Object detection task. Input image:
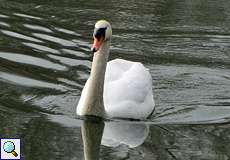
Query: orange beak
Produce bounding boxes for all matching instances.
[91,37,104,53]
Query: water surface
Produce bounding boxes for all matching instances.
[0,0,230,159]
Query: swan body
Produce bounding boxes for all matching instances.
[104,59,154,118]
[76,20,155,119]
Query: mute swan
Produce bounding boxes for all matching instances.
[76,20,155,119]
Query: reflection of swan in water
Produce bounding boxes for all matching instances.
[81,118,149,160]
[102,121,149,148]
[81,118,104,160]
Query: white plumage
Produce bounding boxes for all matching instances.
[77,58,155,119]
[104,59,154,118]
[76,20,155,119]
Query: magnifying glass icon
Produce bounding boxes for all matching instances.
[3,141,18,157]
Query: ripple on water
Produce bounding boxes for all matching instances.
[0,14,9,18]
[77,70,90,80]
[153,106,230,124]
[1,30,43,43]
[55,27,81,36]
[58,78,82,88]
[60,49,89,57]
[48,54,91,67]
[0,72,69,91]
[22,42,60,55]
[72,39,91,51]
[24,24,53,33]
[0,52,67,71]
[33,33,76,47]
[0,22,10,27]
[13,13,42,20]
[150,64,230,123]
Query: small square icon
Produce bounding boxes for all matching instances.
[1,139,21,160]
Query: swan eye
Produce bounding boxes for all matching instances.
[93,27,107,40]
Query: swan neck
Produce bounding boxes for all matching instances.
[81,40,110,117]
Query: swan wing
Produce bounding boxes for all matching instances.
[104,59,155,119]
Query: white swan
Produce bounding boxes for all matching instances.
[77,20,155,119]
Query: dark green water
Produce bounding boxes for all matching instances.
[0,0,230,159]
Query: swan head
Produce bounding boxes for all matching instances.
[92,20,112,53]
